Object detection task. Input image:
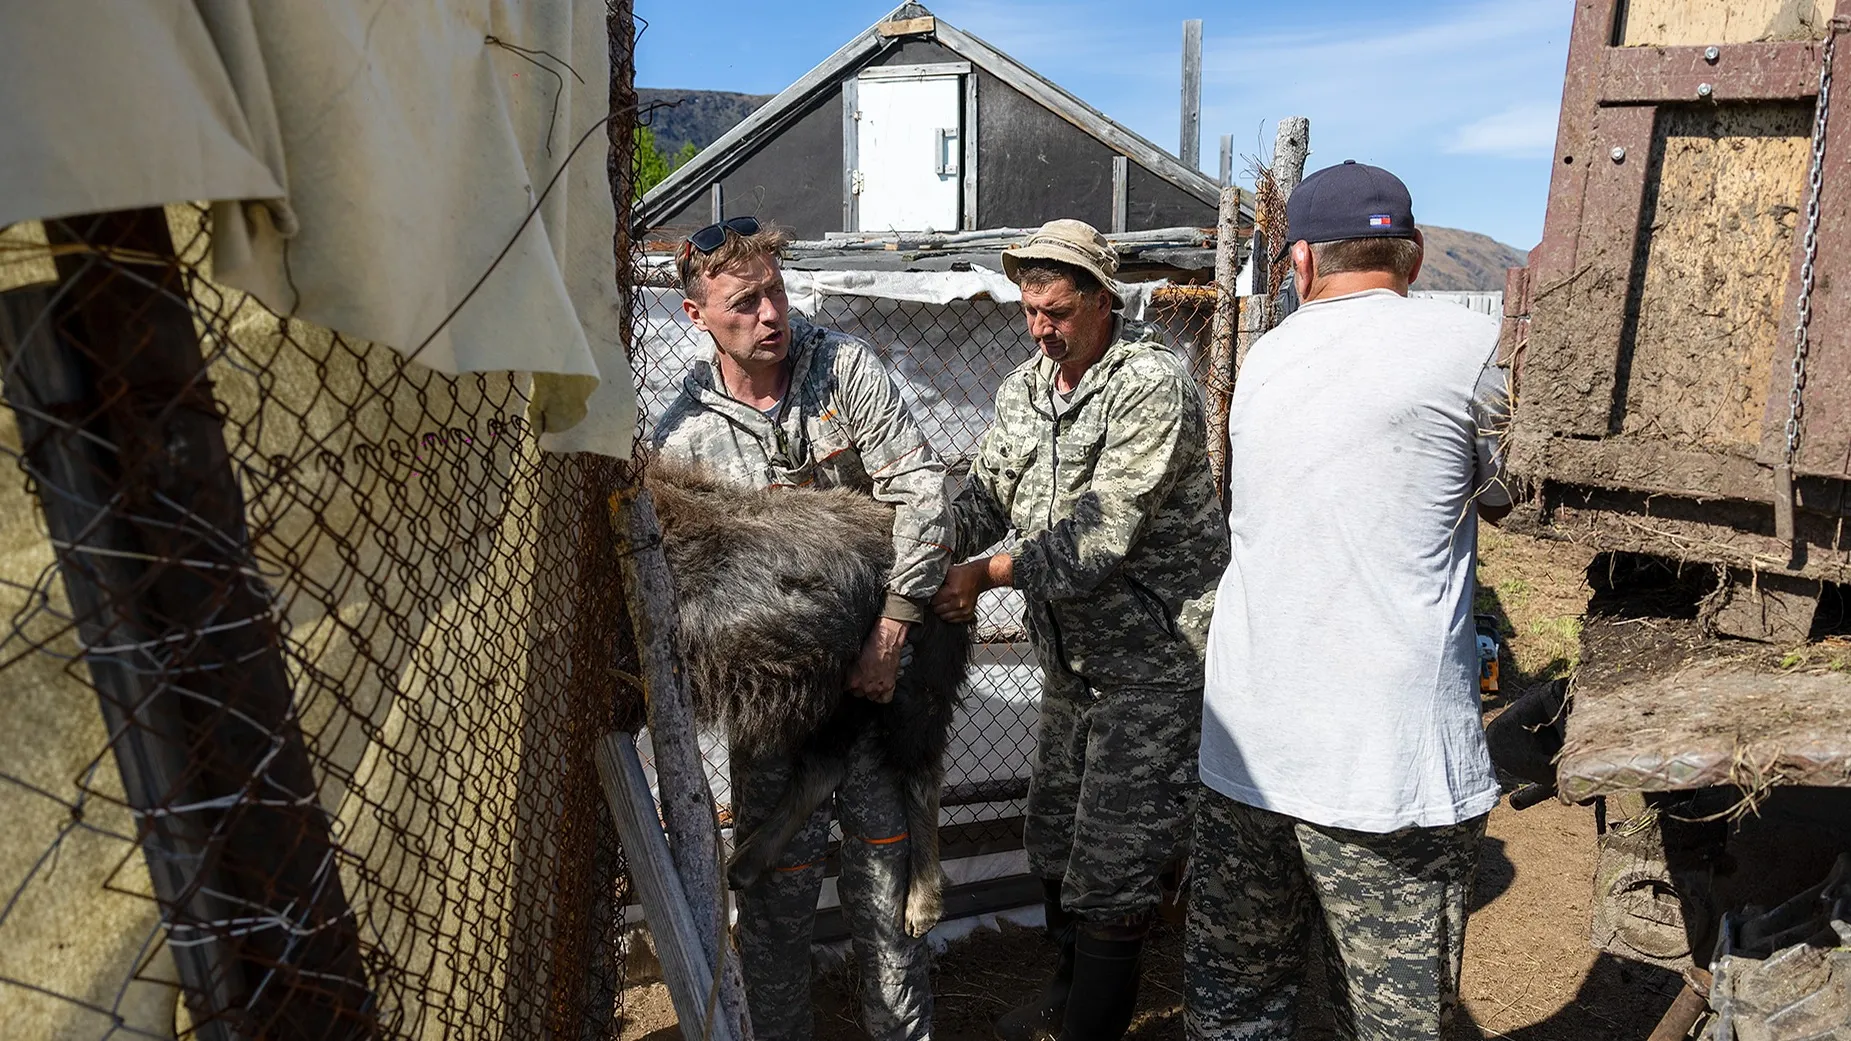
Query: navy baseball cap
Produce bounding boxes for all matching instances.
[1274,160,1416,260]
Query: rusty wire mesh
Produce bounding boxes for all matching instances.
[0,5,647,1039]
[632,270,1219,879]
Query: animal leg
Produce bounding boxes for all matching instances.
[728,752,848,891]
[901,769,946,937]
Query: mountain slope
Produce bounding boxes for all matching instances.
[636,88,773,158]
[1414,226,1530,292]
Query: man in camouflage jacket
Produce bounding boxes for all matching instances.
[932,220,1227,1041]
[653,218,951,1041]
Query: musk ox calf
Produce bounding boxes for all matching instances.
[646,461,971,935]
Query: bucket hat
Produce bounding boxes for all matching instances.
[1001,219,1125,308]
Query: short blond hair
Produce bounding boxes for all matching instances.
[677,222,792,301]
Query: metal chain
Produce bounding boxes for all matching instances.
[1785,19,1846,463]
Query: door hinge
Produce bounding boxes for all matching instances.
[850,170,866,195]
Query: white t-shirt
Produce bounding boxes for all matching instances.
[1200,288,1509,832]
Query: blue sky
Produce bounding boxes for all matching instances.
[634,0,1573,249]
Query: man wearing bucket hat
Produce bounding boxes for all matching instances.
[931,219,1227,1041]
[1187,161,1511,1040]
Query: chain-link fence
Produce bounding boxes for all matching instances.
[632,269,1220,908]
[0,7,1230,1034]
[0,5,648,1038]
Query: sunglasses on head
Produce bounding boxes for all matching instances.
[684,216,760,256]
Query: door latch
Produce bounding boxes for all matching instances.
[935,128,961,177]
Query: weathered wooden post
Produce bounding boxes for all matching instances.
[1205,186,1244,500]
[1239,118,1311,373]
[607,485,754,1041]
[597,734,737,1041]
[1270,117,1310,197]
[1180,20,1203,169]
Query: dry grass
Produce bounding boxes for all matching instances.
[1476,524,1597,699]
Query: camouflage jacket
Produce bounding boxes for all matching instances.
[951,318,1227,688]
[651,315,952,622]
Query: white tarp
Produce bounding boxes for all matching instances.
[0,0,634,454]
[782,265,1169,316]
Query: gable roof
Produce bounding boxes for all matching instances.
[634,3,1251,232]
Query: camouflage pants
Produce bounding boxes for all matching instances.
[1024,675,1202,923]
[731,730,932,1041]
[1183,791,1487,1041]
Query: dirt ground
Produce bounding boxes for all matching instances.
[620,526,1695,1040]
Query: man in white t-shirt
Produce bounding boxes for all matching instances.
[1185,161,1512,1041]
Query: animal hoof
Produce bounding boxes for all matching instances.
[903,885,943,937]
[726,850,765,892]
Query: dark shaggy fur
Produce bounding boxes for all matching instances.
[646,460,971,935]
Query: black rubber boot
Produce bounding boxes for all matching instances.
[1056,919,1148,1041]
[994,878,1075,1041]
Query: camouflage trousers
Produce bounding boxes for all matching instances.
[1024,676,1202,923]
[1183,791,1487,1041]
[731,730,932,1041]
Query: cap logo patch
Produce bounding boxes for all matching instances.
[1368,214,1393,227]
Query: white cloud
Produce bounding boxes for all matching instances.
[925,0,1575,244]
[1190,0,1572,157]
[1446,102,1561,158]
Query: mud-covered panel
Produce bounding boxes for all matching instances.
[1532,481,1851,581]
[1618,0,1832,45]
[1616,102,1811,451]
[973,69,1114,231]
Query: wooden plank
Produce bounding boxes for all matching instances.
[1536,481,1851,581]
[963,71,979,231]
[1180,20,1203,169]
[1511,432,1771,501]
[1557,662,1851,801]
[1110,155,1129,233]
[877,15,937,37]
[1599,41,1821,103]
[597,734,737,1041]
[1617,0,1834,46]
[842,78,859,232]
[610,486,753,1041]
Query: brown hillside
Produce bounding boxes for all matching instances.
[1414,226,1530,292]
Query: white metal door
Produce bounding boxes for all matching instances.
[852,73,963,232]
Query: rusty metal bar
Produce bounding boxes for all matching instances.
[1599,40,1820,104]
